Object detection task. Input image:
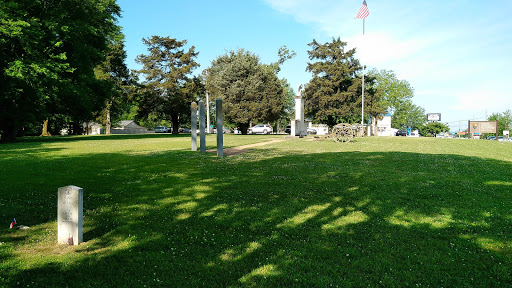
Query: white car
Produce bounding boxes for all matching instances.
[155,126,169,133]
[248,124,273,134]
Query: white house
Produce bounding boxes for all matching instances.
[84,122,102,135]
[376,113,394,136]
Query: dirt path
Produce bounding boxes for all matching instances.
[207,138,286,156]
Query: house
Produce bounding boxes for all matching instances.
[111,120,150,134]
[84,122,102,135]
[376,113,394,136]
[59,122,103,135]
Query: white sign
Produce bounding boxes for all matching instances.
[427,113,441,121]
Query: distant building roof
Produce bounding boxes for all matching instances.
[117,120,134,127]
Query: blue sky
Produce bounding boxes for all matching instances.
[118,0,512,132]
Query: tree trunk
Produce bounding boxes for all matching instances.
[240,124,249,135]
[106,101,111,134]
[40,119,51,136]
[0,118,18,142]
[171,114,179,135]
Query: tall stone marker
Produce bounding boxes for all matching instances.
[216,98,223,157]
[293,84,307,137]
[58,185,83,245]
[191,102,197,151]
[199,100,206,153]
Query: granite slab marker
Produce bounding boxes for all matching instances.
[58,185,83,245]
[199,100,206,153]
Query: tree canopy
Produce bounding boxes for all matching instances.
[488,110,512,136]
[304,37,384,127]
[421,122,449,136]
[368,68,425,130]
[0,0,122,141]
[134,36,201,134]
[94,27,133,134]
[205,49,287,134]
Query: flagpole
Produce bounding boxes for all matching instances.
[361,18,365,128]
[355,0,369,132]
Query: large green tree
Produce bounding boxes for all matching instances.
[205,49,287,135]
[392,100,426,130]
[368,69,414,114]
[421,122,449,137]
[367,68,424,130]
[94,28,133,134]
[0,0,122,141]
[304,37,384,128]
[488,110,512,136]
[135,36,201,134]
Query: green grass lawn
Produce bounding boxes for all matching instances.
[1,134,512,287]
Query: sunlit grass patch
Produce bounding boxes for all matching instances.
[239,264,281,284]
[386,209,454,229]
[277,203,331,228]
[322,210,369,231]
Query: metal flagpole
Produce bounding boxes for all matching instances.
[355,0,369,132]
[361,19,365,128]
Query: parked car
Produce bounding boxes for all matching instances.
[248,124,273,134]
[307,127,317,135]
[178,127,191,133]
[395,130,407,136]
[155,126,169,133]
[213,127,231,134]
[285,125,291,134]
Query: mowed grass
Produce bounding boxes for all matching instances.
[1,134,512,287]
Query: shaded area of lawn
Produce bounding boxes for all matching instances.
[1,138,511,287]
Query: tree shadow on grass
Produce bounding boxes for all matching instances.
[1,148,511,287]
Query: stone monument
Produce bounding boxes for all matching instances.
[58,185,83,245]
[292,84,307,137]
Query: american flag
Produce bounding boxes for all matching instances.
[9,218,16,229]
[355,0,369,19]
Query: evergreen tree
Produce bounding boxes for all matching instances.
[135,36,201,134]
[205,49,286,135]
[304,37,384,128]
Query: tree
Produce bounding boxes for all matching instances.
[275,84,295,133]
[368,68,414,115]
[94,29,133,134]
[421,122,449,137]
[368,68,427,131]
[0,0,122,141]
[488,110,512,135]
[304,37,384,128]
[205,49,287,135]
[135,36,201,134]
[392,100,426,130]
[42,0,122,135]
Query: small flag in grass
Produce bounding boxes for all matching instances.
[9,218,16,229]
